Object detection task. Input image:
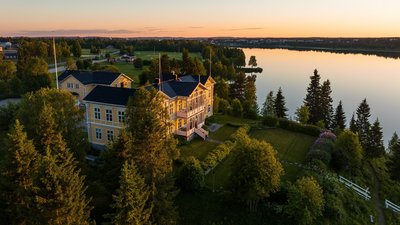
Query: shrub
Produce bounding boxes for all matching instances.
[276,118,321,137]
[263,116,279,127]
[202,141,235,170]
[176,157,205,192]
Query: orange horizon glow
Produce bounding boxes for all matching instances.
[1,0,400,38]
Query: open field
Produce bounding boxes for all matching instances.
[134,51,202,61]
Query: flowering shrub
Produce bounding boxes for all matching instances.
[306,131,336,168]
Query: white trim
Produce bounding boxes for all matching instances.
[87,121,125,129]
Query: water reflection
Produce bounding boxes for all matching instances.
[242,48,400,144]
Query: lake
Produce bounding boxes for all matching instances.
[242,48,400,144]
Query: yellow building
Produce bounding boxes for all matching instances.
[83,74,215,148]
[58,70,133,104]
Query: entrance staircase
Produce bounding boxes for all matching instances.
[194,127,209,140]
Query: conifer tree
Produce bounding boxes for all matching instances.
[109,161,151,225]
[230,72,246,102]
[355,98,371,148]
[320,80,334,128]
[304,69,322,124]
[35,146,92,225]
[243,75,258,118]
[274,87,287,119]
[366,118,385,158]
[17,88,87,162]
[2,120,39,225]
[388,132,400,155]
[102,131,134,193]
[215,78,230,100]
[388,139,400,180]
[126,87,179,224]
[261,91,276,118]
[349,113,357,133]
[332,100,346,131]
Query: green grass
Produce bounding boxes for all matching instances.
[81,48,118,56]
[205,152,234,189]
[211,114,259,126]
[134,51,202,61]
[179,138,218,161]
[250,128,315,164]
[97,62,146,86]
[208,125,237,142]
[250,128,316,181]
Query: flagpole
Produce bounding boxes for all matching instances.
[53,36,59,89]
[209,48,212,76]
[159,53,162,92]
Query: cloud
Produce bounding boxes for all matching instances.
[188,26,203,29]
[15,29,138,36]
[221,27,264,31]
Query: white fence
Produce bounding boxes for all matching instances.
[338,176,371,200]
[385,199,400,214]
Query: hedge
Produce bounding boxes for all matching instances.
[262,116,321,137]
[202,141,235,170]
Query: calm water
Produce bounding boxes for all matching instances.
[242,48,400,144]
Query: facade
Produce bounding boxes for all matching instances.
[83,74,215,148]
[3,50,18,60]
[58,70,133,104]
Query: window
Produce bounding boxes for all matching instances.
[118,111,125,123]
[95,128,102,140]
[208,105,211,113]
[67,83,72,88]
[178,119,182,128]
[106,109,113,121]
[75,83,79,89]
[107,130,114,141]
[169,103,173,115]
[94,107,101,120]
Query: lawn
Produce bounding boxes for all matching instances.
[250,128,315,164]
[179,138,218,161]
[134,51,202,61]
[97,62,145,86]
[211,114,259,126]
[204,128,316,188]
[208,125,238,142]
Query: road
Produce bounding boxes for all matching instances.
[48,50,119,73]
[48,58,108,73]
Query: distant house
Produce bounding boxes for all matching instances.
[0,46,3,52]
[83,74,215,148]
[119,54,135,62]
[58,70,133,104]
[3,50,18,60]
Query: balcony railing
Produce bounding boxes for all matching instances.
[177,105,205,118]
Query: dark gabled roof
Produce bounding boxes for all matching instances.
[83,85,136,106]
[83,74,211,106]
[152,80,199,98]
[58,70,123,85]
[158,73,211,85]
[179,75,210,85]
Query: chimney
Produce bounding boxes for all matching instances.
[172,70,178,80]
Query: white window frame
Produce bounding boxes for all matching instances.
[118,111,125,123]
[106,109,113,122]
[94,107,101,120]
[107,130,114,141]
[75,83,79,89]
[95,128,102,140]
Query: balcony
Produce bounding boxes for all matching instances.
[177,105,205,118]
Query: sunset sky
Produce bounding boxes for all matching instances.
[1,0,400,37]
